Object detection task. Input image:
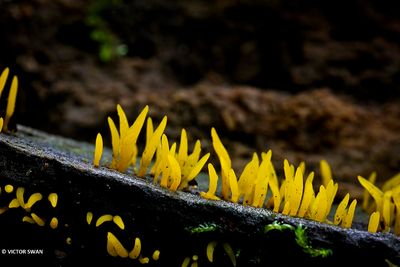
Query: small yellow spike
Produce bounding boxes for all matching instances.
[211,128,231,167]
[238,154,259,202]
[358,176,383,213]
[268,169,281,213]
[0,67,9,98]
[5,184,14,193]
[16,187,25,208]
[228,169,239,203]
[22,216,35,224]
[168,154,182,191]
[0,117,3,133]
[368,211,380,233]
[146,117,153,144]
[200,164,220,201]
[206,241,218,262]
[392,192,400,235]
[48,193,58,208]
[220,157,231,200]
[181,257,191,267]
[107,232,128,258]
[152,250,160,261]
[25,193,43,209]
[9,198,20,208]
[289,167,304,216]
[129,237,141,259]
[252,157,270,208]
[341,199,357,228]
[138,116,167,177]
[113,215,125,230]
[320,159,332,186]
[96,214,113,227]
[178,128,188,166]
[139,256,150,264]
[117,104,129,138]
[50,217,58,229]
[108,117,120,167]
[86,212,93,225]
[382,172,400,192]
[31,213,45,226]
[297,172,315,218]
[222,243,237,267]
[4,75,18,132]
[362,172,377,211]
[94,133,103,167]
[325,180,338,217]
[382,191,392,231]
[334,193,350,225]
[310,186,328,222]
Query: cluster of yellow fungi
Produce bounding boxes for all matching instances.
[94,104,400,236]
[0,67,18,132]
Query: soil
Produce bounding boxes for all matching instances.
[0,0,400,196]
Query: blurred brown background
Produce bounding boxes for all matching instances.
[1,0,399,194]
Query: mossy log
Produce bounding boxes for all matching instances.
[0,126,398,266]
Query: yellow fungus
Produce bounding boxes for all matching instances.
[341,199,357,228]
[94,133,103,167]
[206,241,217,262]
[239,154,259,204]
[382,172,400,192]
[50,217,58,229]
[167,153,182,191]
[139,256,150,264]
[5,184,14,193]
[48,193,58,208]
[192,255,198,261]
[117,104,129,138]
[129,237,141,259]
[9,198,20,208]
[86,212,93,225]
[297,172,315,217]
[96,214,113,227]
[0,117,3,132]
[152,250,160,261]
[25,193,43,209]
[16,187,25,208]
[181,257,191,267]
[228,169,239,203]
[4,75,18,132]
[362,172,377,211]
[334,193,350,225]
[310,186,328,222]
[200,163,220,201]
[66,237,72,245]
[252,157,270,208]
[268,171,281,213]
[283,159,294,205]
[382,191,392,230]
[0,67,9,98]
[31,213,45,226]
[108,117,120,168]
[211,127,232,168]
[368,211,380,233]
[107,232,128,258]
[178,129,188,166]
[185,153,210,184]
[22,216,35,224]
[325,180,338,218]
[223,242,237,267]
[113,215,125,230]
[320,159,332,186]
[138,116,167,177]
[146,117,153,144]
[289,167,304,216]
[358,176,383,213]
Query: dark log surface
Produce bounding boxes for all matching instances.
[0,126,398,266]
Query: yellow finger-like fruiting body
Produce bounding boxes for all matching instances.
[238,154,259,203]
[152,250,160,261]
[0,117,3,132]
[94,133,103,167]
[382,172,400,192]
[108,117,120,168]
[341,199,357,228]
[252,157,270,208]
[181,257,191,267]
[22,216,35,224]
[185,153,210,184]
[86,212,93,225]
[310,186,328,222]
[138,116,167,177]
[5,184,14,193]
[129,237,141,259]
[16,187,25,208]
[113,215,125,230]
[50,217,58,229]
[268,172,281,213]
[0,67,9,98]
[206,241,218,262]
[4,75,18,132]
[177,128,188,166]
[297,172,315,218]
[325,180,338,218]
[362,172,377,211]
[223,242,237,267]
[228,169,239,203]
[358,176,383,213]
[107,232,128,258]
[289,167,304,216]
[96,214,113,227]
[320,159,332,187]
[200,164,220,201]
[31,213,45,226]
[211,127,231,168]
[167,154,182,191]
[393,191,400,235]
[334,193,350,225]
[368,211,380,233]
[25,193,43,209]
[382,191,392,231]
[9,198,20,208]
[48,193,58,208]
